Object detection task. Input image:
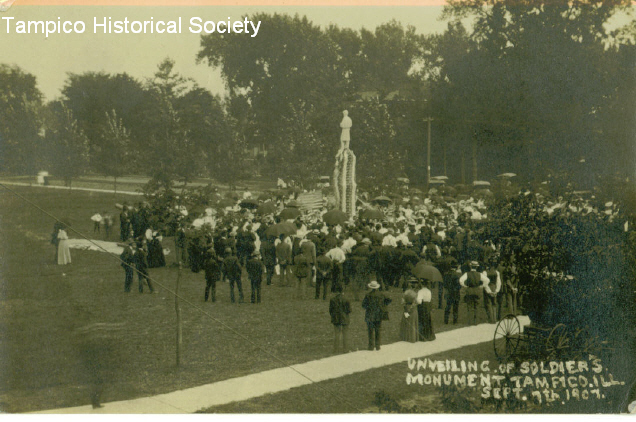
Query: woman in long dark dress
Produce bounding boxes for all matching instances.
[146,229,166,268]
[416,279,436,341]
[399,279,420,342]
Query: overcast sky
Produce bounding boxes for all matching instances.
[2,6,454,101]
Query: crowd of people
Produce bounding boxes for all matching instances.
[90,176,631,353]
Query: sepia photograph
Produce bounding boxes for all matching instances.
[0,0,635,415]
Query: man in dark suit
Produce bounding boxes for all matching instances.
[443,261,461,324]
[246,251,264,303]
[120,240,135,293]
[222,247,244,303]
[203,248,221,302]
[315,254,333,300]
[119,209,130,242]
[329,284,351,353]
[361,280,392,351]
[135,241,154,293]
[259,236,277,285]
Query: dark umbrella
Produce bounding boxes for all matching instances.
[361,208,384,220]
[279,208,301,220]
[225,191,241,200]
[372,196,393,206]
[258,192,272,201]
[217,198,236,208]
[412,263,443,282]
[265,222,297,237]
[286,200,301,208]
[439,185,457,195]
[286,186,301,194]
[323,209,349,226]
[257,202,277,215]
[239,199,259,209]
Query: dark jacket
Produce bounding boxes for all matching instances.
[316,254,333,277]
[204,255,221,281]
[135,248,148,272]
[275,241,292,266]
[329,293,351,326]
[222,256,242,280]
[260,240,277,268]
[362,289,392,323]
[294,253,311,278]
[246,258,264,281]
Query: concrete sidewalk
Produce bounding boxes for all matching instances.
[33,316,530,414]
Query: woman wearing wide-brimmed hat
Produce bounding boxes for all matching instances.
[362,280,392,351]
[399,278,420,343]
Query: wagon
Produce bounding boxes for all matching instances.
[492,314,610,361]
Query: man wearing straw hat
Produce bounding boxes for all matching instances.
[362,280,392,351]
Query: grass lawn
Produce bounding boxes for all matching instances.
[7,185,617,414]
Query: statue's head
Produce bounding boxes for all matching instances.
[343,110,348,117]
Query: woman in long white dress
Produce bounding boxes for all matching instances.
[57,228,71,265]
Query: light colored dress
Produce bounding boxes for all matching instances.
[57,229,71,265]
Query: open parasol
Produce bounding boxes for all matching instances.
[265,222,297,237]
[372,196,393,206]
[322,209,349,226]
[239,199,259,209]
[257,202,277,215]
[412,263,443,282]
[360,208,384,220]
[278,207,301,220]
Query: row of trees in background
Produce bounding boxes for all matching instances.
[1,1,634,190]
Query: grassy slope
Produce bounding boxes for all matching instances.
[0,186,489,413]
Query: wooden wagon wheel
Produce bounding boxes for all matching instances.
[545,323,570,359]
[493,314,521,361]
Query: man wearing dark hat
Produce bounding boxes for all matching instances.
[246,251,264,303]
[361,280,392,351]
[222,247,244,303]
[443,262,462,324]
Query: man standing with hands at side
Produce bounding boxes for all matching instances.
[329,284,351,353]
[362,280,392,351]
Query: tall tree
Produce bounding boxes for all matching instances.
[61,72,145,168]
[422,0,634,181]
[0,64,44,175]
[143,58,205,188]
[97,110,131,194]
[44,103,90,188]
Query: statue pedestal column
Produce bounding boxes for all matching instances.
[333,111,357,217]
